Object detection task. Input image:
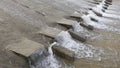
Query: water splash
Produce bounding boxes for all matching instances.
[55,31,102,60]
[81,11,120,34]
[81,14,108,29]
[29,42,74,68]
[102,13,120,19]
[106,9,120,15]
[72,21,95,37]
[72,21,85,32]
[55,31,118,67]
[90,1,120,19]
[108,4,120,11]
[35,42,62,68]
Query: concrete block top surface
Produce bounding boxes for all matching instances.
[57,18,76,26]
[53,45,75,56]
[37,27,62,38]
[6,38,44,57]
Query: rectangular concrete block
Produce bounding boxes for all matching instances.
[37,27,62,38]
[52,45,75,61]
[57,18,76,26]
[80,23,94,30]
[68,29,86,42]
[6,38,44,57]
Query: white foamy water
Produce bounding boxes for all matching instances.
[88,10,119,24]
[108,6,120,11]
[55,31,103,60]
[92,5,104,15]
[108,5,120,10]
[71,0,120,33]
[88,10,119,27]
[90,1,120,20]
[81,10,120,34]
[106,10,120,15]
[72,21,95,37]
[55,31,118,67]
[88,10,110,22]
[29,42,74,68]
[72,21,85,32]
[34,54,61,68]
[81,14,108,29]
[96,3,105,10]
[102,13,120,19]
[35,43,61,68]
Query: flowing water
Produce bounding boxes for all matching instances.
[0,0,120,68]
[55,31,119,68]
[27,0,120,68]
[29,42,74,68]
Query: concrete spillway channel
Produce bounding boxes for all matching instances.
[3,0,120,68]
